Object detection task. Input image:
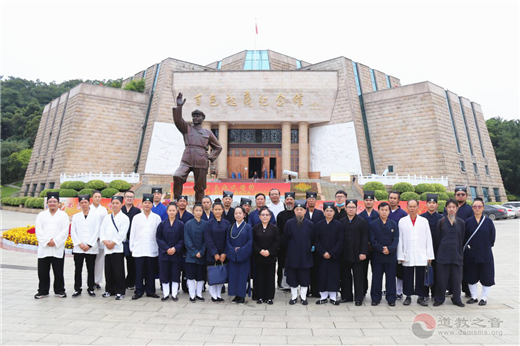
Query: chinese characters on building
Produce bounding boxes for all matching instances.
[192,92,316,109]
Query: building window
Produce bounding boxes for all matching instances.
[386,75,391,88]
[33,163,37,174]
[482,187,489,203]
[485,165,490,175]
[25,184,30,195]
[460,160,466,173]
[217,61,222,70]
[228,129,284,144]
[471,103,486,158]
[470,186,478,200]
[458,97,474,156]
[212,129,219,139]
[445,90,461,153]
[370,69,378,91]
[291,149,299,173]
[388,165,394,173]
[41,161,46,172]
[49,182,55,189]
[296,60,302,69]
[493,188,500,202]
[473,163,478,174]
[32,184,37,196]
[49,158,54,171]
[40,183,46,193]
[290,129,299,144]
[243,50,270,70]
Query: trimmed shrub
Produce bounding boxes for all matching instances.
[108,180,131,191]
[400,191,420,201]
[507,194,517,201]
[437,200,447,213]
[1,197,13,205]
[24,197,35,208]
[101,188,119,198]
[415,183,433,195]
[86,180,107,190]
[363,181,386,191]
[446,192,455,199]
[431,183,447,193]
[77,188,94,198]
[420,191,449,201]
[33,198,45,209]
[39,188,60,198]
[60,181,86,191]
[374,190,389,201]
[59,189,78,198]
[392,182,415,194]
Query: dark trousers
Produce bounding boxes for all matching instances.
[341,261,364,302]
[105,253,126,295]
[38,256,65,295]
[434,263,462,304]
[402,265,426,298]
[425,261,436,297]
[310,252,320,296]
[363,253,372,296]
[173,166,207,202]
[254,262,276,300]
[134,256,157,295]
[73,253,96,292]
[125,253,136,288]
[371,262,396,303]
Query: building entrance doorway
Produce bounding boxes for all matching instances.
[248,158,262,178]
[269,157,276,178]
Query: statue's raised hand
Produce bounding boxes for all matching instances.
[177,92,186,107]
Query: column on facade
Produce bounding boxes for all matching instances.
[298,122,309,179]
[217,122,228,179]
[281,122,291,176]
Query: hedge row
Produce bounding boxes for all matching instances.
[59,180,131,192]
[0,197,44,208]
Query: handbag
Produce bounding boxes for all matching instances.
[424,262,434,287]
[207,262,228,285]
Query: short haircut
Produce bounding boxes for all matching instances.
[193,204,203,211]
[124,190,135,197]
[473,197,485,205]
[389,191,401,199]
[202,195,212,202]
[335,190,347,197]
[92,190,102,197]
[167,202,178,210]
[259,206,271,216]
[445,198,458,208]
[269,189,280,196]
[378,202,390,210]
[407,199,419,206]
[255,193,266,200]
[235,205,246,215]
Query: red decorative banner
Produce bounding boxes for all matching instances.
[171,182,291,197]
[315,201,428,214]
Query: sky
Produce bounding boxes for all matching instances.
[2,0,519,120]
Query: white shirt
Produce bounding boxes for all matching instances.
[35,209,70,259]
[99,211,129,255]
[130,212,161,257]
[267,202,285,219]
[90,204,108,249]
[397,215,435,267]
[70,210,100,254]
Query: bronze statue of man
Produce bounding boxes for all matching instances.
[172,92,222,202]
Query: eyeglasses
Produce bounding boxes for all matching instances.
[346,206,357,209]
[472,205,483,209]
[260,214,270,217]
[456,193,466,196]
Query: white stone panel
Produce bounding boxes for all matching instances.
[144,122,185,175]
[310,122,362,177]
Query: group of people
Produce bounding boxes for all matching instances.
[34,185,495,308]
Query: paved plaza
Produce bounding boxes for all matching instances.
[1,210,519,345]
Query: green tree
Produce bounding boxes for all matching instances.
[3,148,32,183]
[122,79,145,93]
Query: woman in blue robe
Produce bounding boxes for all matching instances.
[184,204,207,302]
[464,197,496,306]
[226,206,253,305]
[156,202,184,301]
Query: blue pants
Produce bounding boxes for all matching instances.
[371,262,396,303]
[134,256,157,295]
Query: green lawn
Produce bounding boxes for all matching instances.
[1,186,21,198]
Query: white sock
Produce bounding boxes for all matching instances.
[216,284,223,298]
[329,292,337,301]
[171,282,179,297]
[300,286,308,300]
[291,287,298,300]
[162,283,170,298]
[196,281,204,297]
[320,292,328,300]
[468,283,478,299]
[396,278,403,295]
[187,279,196,299]
[209,285,217,299]
[481,285,491,301]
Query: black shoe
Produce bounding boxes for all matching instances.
[371,301,380,306]
[146,293,160,298]
[237,297,246,305]
[172,296,178,301]
[277,284,284,290]
[478,299,487,306]
[388,301,395,307]
[355,301,362,306]
[55,292,67,298]
[257,299,263,304]
[231,296,240,304]
[196,296,205,301]
[88,290,96,297]
[454,301,465,307]
[339,298,349,303]
[267,299,273,305]
[161,296,170,302]
[433,301,442,307]
[465,293,471,298]
[301,299,308,305]
[396,294,403,300]
[211,297,219,303]
[217,297,225,302]
[403,296,411,306]
[467,298,478,304]
[190,297,196,303]
[95,284,101,290]
[72,291,81,298]
[330,299,340,306]
[418,298,428,307]
[221,286,226,293]
[115,294,124,300]
[132,294,142,300]
[102,292,111,298]
[34,293,48,299]
[316,299,328,305]
[289,299,297,305]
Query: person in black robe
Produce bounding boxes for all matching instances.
[305,191,325,298]
[121,190,141,290]
[284,200,315,305]
[420,194,443,300]
[176,195,193,293]
[464,198,496,306]
[276,192,295,290]
[222,191,236,224]
[315,202,344,305]
[241,198,252,224]
[358,191,379,298]
[340,199,369,306]
[201,195,214,221]
[333,190,348,221]
[433,199,465,307]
